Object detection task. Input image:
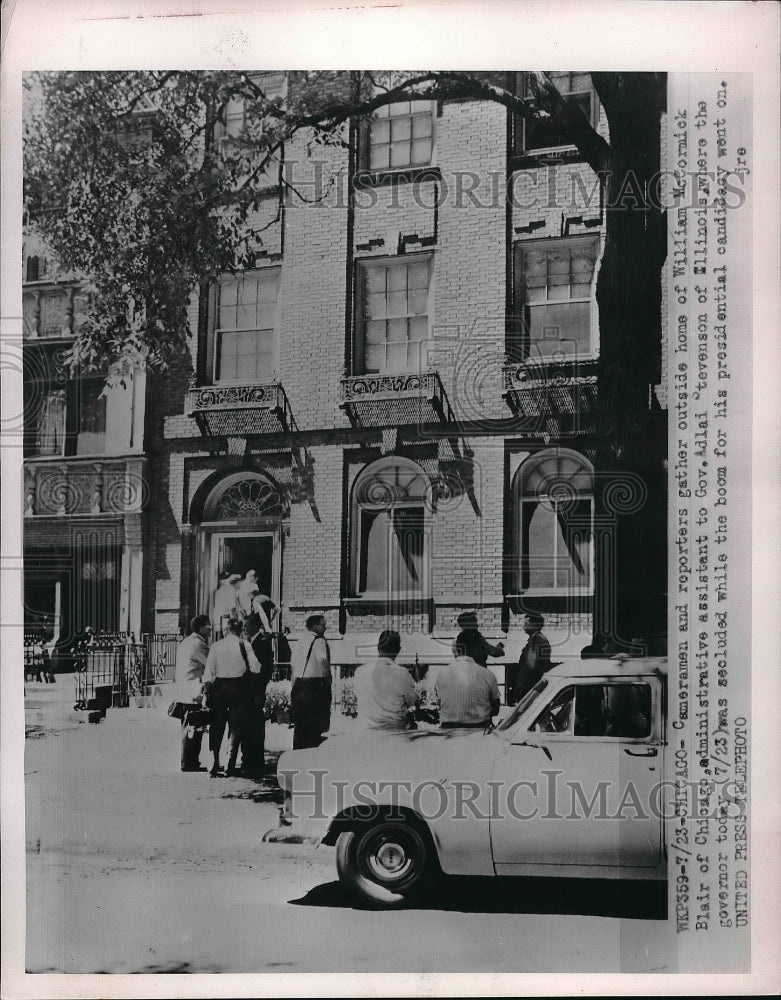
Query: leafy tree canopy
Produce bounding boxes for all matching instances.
[24,69,623,376]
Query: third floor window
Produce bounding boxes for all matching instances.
[513,237,599,361]
[364,100,434,172]
[214,269,280,383]
[355,255,432,374]
[514,72,598,156]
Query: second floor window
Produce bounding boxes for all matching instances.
[355,256,432,374]
[366,100,434,171]
[514,237,599,360]
[215,269,280,382]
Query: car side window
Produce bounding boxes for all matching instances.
[531,686,574,734]
[574,683,652,739]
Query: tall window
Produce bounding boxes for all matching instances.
[365,101,434,171]
[355,256,432,374]
[34,389,67,456]
[515,72,598,154]
[514,237,599,360]
[515,450,594,595]
[352,458,429,598]
[74,380,107,455]
[215,269,280,382]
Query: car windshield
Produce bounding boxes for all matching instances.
[496,678,549,731]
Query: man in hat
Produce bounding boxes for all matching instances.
[508,613,553,705]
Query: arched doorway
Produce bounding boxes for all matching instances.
[191,471,286,628]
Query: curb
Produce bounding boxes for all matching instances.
[261,828,321,846]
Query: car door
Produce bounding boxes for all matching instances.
[490,675,664,872]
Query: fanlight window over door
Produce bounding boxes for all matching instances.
[203,473,284,522]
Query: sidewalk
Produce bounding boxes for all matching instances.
[24,677,289,864]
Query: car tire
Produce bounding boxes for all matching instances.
[335,820,433,907]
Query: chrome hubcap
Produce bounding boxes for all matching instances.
[375,841,406,873]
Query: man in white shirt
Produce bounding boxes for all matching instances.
[212,572,241,635]
[173,614,211,771]
[202,619,261,776]
[355,630,416,731]
[290,613,331,749]
[435,630,501,729]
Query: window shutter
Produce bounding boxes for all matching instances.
[353,263,367,373]
[511,243,529,359]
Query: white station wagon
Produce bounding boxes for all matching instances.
[276,656,668,905]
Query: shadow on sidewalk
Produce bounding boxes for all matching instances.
[218,751,285,805]
[289,875,667,920]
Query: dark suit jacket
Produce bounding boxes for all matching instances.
[249,631,275,689]
[513,631,552,702]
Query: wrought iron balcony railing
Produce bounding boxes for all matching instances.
[502,359,598,418]
[185,381,289,437]
[339,370,454,428]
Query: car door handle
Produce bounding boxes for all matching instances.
[624,747,658,757]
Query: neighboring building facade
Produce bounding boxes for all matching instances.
[22,236,148,648]
[23,71,668,679]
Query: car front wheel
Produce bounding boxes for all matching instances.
[335,820,432,906]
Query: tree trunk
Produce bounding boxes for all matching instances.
[591,73,668,653]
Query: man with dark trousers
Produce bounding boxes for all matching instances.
[240,612,275,774]
[173,614,211,772]
[202,618,261,776]
[508,613,553,705]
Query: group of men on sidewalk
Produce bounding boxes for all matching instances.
[172,607,557,773]
[173,613,274,776]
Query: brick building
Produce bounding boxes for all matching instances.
[22,71,668,685]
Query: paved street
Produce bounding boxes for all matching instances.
[24,679,671,974]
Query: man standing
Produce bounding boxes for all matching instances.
[435,630,500,729]
[173,614,211,772]
[354,630,417,731]
[241,612,276,774]
[509,613,553,705]
[212,572,241,636]
[290,614,331,749]
[202,619,261,777]
[455,610,505,668]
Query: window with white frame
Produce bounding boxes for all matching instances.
[514,237,599,360]
[352,457,429,598]
[515,72,598,154]
[365,100,434,171]
[355,255,432,374]
[515,450,594,595]
[215,269,280,382]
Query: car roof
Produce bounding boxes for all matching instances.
[546,656,668,680]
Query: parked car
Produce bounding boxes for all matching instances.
[276,656,668,905]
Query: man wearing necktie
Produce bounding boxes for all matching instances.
[202,619,261,776]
